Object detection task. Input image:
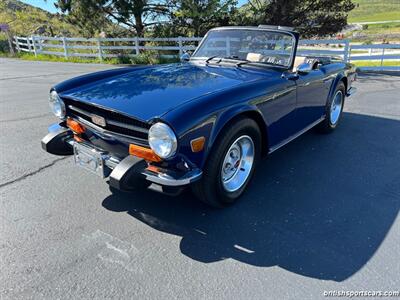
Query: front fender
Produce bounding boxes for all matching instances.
[163,79,273,169]
[166,104,267,169]
[208,104,267,151]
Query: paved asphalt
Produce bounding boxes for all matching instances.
[1,58,399,299]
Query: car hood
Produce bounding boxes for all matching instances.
[59,63,270,121]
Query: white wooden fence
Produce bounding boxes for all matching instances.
[13,35,400,71]
[13,36,202,59]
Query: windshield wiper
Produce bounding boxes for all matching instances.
[221,56,251,67]
[205,56,253,68]
[205,56,221,64]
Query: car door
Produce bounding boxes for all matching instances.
[257,77,298,149]
[295,68,332,130]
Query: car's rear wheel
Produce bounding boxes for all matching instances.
[191,118,261,207]
[317,81,345,133]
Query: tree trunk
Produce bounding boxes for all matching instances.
[134,13,144,37]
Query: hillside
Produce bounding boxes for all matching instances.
[0,0,81,36]
[348,0,400,23]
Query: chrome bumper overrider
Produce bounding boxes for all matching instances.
[41,126,202,188]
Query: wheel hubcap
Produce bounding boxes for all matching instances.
[221,135,255,192]
[330,90,343,125]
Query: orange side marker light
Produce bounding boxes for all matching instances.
[190,137,205,153]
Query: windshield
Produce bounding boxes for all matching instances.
[192,29,295,68]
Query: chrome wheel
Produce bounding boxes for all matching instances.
[221,135,254,192]
[330,90,343,125]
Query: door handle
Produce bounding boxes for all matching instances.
[282,73,299,81]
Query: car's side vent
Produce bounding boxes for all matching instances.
[63,98,150,142]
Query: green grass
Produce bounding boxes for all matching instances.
[357,22,400,35]
[1,52,180,65]
[345,21,400,42]
[348,0,400,23]
[352,60,400,67]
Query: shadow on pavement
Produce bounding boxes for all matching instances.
[102,112,400,282]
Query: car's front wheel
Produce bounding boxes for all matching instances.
[191,118,261,207]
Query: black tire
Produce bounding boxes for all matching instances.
[191,118,261,207]
[316,81,346,134]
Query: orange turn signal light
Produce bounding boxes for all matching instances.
[67,118,85,134]
[129,144,161,162]
[190,136,205,152]
[73,135,84,142]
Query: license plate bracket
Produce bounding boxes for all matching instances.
[73,143,106,178]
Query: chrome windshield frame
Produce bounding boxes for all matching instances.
[191,26,299,70]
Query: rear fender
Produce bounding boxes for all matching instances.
[327,73,347,102]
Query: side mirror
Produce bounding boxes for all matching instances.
[180,52,191,62]
[296,62,312,74]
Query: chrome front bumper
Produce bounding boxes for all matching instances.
[41,126,202,189]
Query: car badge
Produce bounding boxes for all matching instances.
[91,114,106,127]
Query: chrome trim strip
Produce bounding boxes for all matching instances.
[269,116,325,153]
[68,105,91,117]
[69,105,149,134]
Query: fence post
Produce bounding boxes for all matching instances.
[134,37,139,55]
[31,36,37,57]
[380,48,385,67]
[14,36,20,52]
[26,36,32,53]
[62,37,68,58]
[343,39,350,62]
[97,38,103,61]
[178,36,183,56]
[38,36,43,52]
[6,31,15,55]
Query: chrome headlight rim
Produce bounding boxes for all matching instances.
[49,90,66,119]
[148,122,178,159]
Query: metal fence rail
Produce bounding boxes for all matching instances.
[13,35,400,71]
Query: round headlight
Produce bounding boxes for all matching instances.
[49,90,66,119]
[148,122,177,159]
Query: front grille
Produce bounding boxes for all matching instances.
[63,98,150,141]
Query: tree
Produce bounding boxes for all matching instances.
[238,0,355,37]
[165,0,238,37]
[55,0,171,37]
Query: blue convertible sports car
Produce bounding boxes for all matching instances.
[42,25,357,207]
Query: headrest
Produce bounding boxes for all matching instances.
[246,53,264,62]
[304,57,320,70]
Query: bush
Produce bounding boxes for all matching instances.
[0,35,10,53]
